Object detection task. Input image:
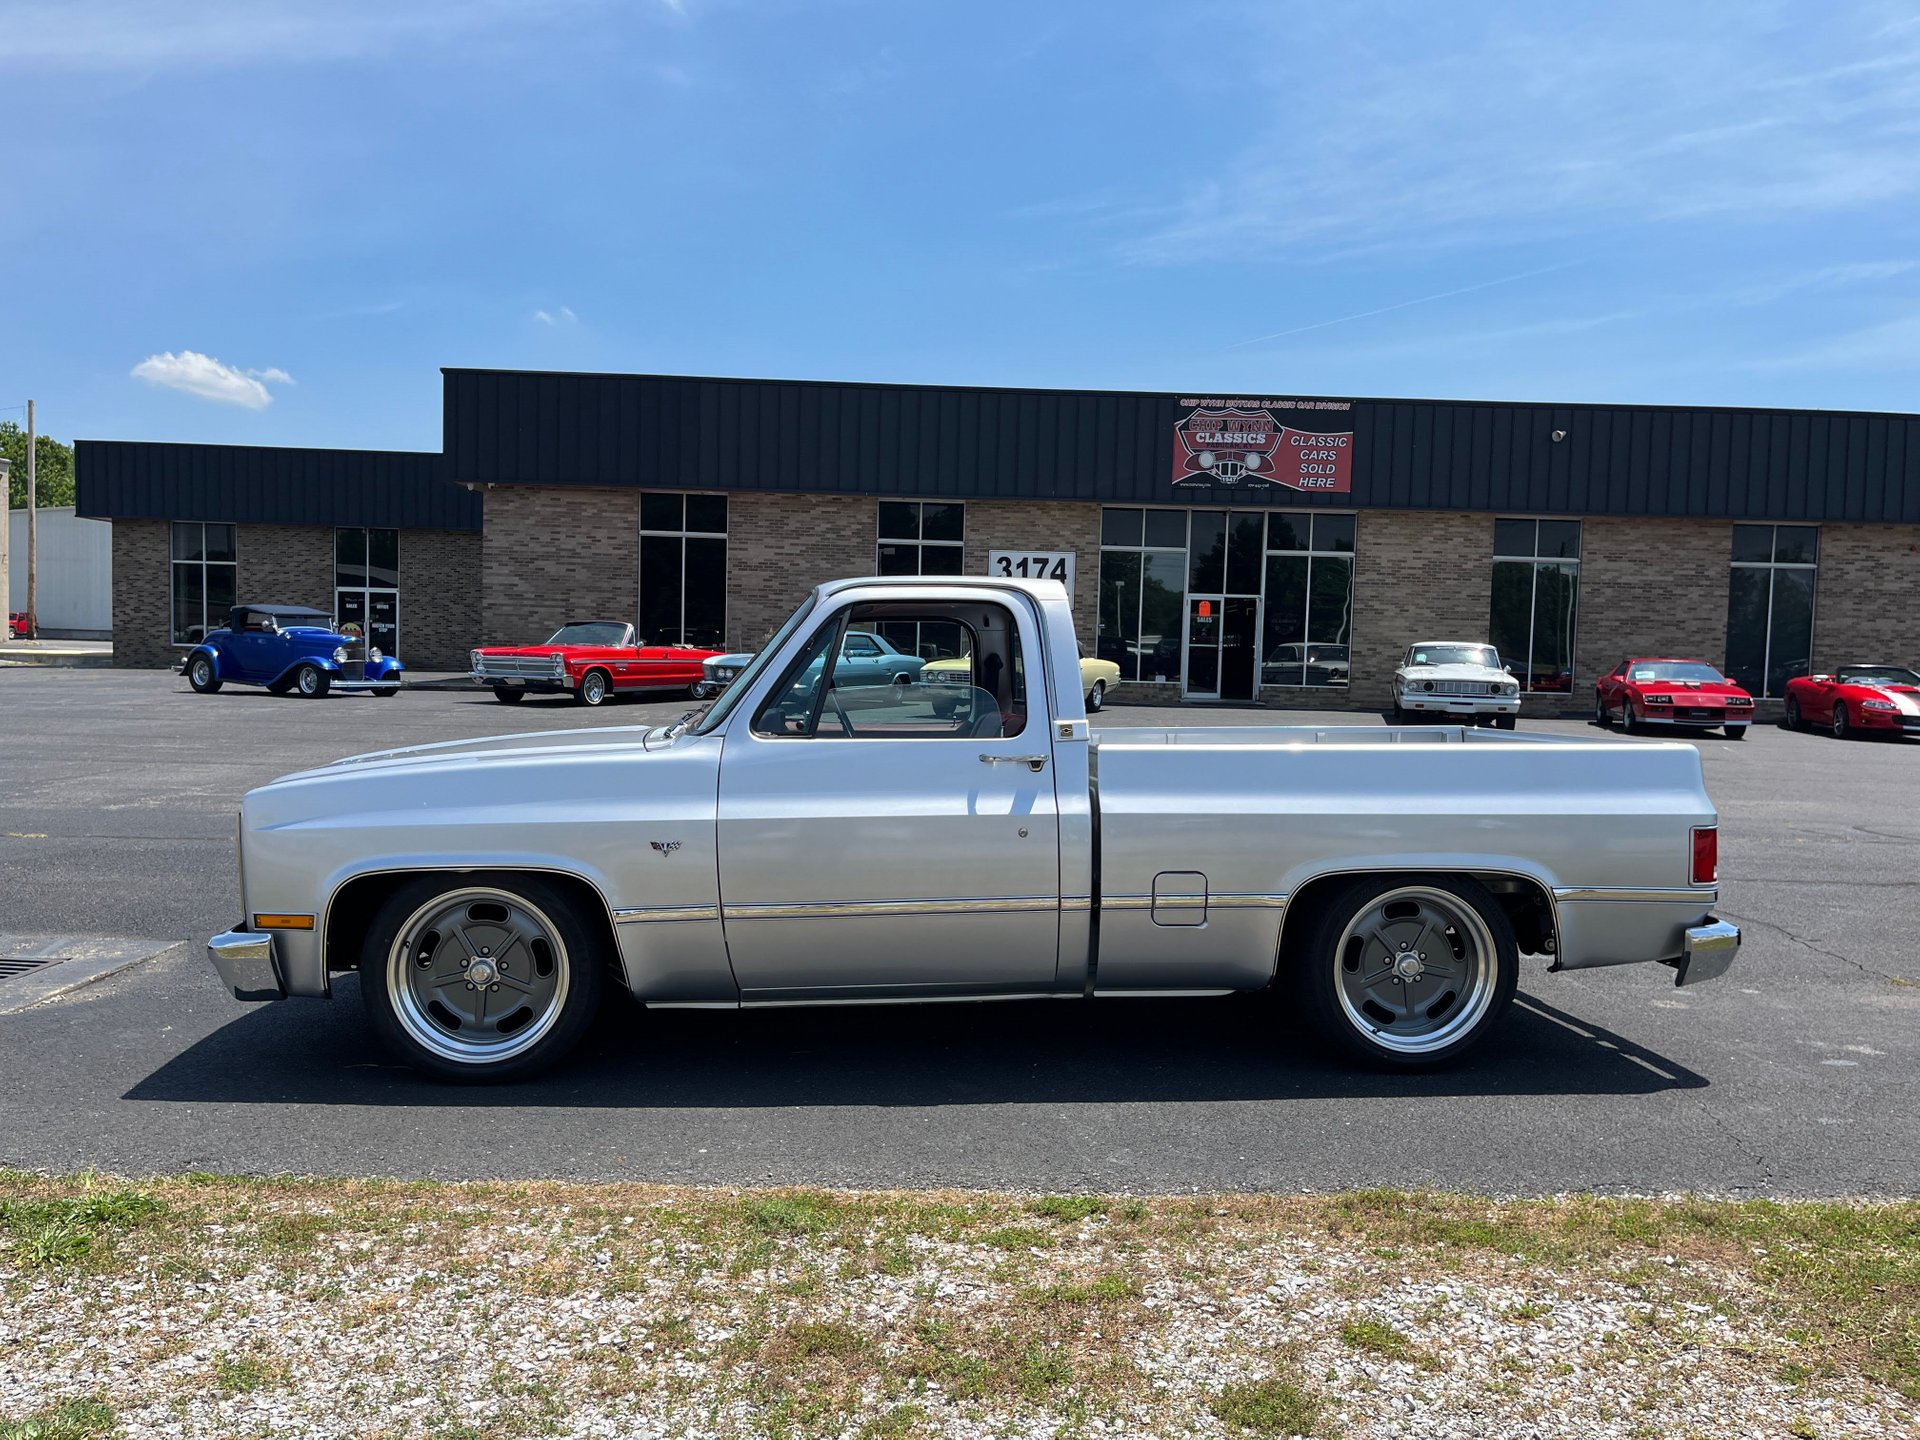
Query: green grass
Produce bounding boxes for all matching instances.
[1210,1374,1334,1436]
[0,1397,117,1440]
[0,1188,162,1268]
[1030,1195,1106,1223]
[1337,1318,1416,1360]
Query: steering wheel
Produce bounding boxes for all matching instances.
[824,688,856,737]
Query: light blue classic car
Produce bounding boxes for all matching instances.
[181,604,405,698]
[697,627,923,698]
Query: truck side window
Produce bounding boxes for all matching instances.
[751,618,844,738]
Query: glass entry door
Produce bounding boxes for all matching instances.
[1185,596,1260,700]
[1186,598,1222,697]
[336,589,399,656]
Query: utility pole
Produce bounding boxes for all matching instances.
[25,398,37,640]
[0,457,10,637]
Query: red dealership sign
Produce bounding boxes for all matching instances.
[1171,398,1353,493]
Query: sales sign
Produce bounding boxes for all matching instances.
[987,550,1075,596]
[1171,397,1354,494]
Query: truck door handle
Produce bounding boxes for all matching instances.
[981,753,1049,771]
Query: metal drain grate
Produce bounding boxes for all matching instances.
[0,956,67,981]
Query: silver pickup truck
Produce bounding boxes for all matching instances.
[209,576,1738,1081]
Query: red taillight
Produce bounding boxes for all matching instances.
[1691,826,1718,885]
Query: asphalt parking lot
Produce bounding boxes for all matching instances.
[1,666,1916,1196]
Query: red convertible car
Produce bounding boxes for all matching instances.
[1594,657,1755,739]
[1784,664,1920,739]
[470,621,723,707]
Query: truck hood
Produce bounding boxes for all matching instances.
[270,723,692,786]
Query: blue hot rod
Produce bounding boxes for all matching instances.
[181,604,405,698]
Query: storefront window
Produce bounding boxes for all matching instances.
[334,527,400,655]
[1260,513,1355,688]
[640,493,728,648]
[169,522,236,645]
[1490,519,1581,694]
[876,501,964,576]
[1726,524,1816,696]
[1098,509,1187,683]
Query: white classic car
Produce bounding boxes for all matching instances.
[1393,641,1522,727]
[208,576,1737,1082]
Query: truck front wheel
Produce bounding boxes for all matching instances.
[1294,874,1518,1069]
[359,873,605,1082]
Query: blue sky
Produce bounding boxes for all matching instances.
[6,0,1920,451]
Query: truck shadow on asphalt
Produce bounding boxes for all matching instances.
[124,983,1706,1105]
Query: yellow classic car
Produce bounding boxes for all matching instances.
[922,652,1121,712]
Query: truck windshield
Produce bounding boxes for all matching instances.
[690,592,819,736]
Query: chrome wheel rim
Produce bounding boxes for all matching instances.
[583,673,607,704]
[1090,683,1103,712]
[1333,885,1499,1056]
[298,667,319,695]
[191,659,211,687]
[386,887,570,1065]
[1833,705,1848,738]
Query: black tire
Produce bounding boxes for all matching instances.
[185,654,222,694]
[293,663,330,699]
[1594,691,1610,727]
[359,872,606,1083]
[265,678,293,696]
[1622,702,1640,734]
[1293,873,1519,1069]
[1725,724,1747,740]
[1088,681,1105,714]
[575,670,612,707]
[1494,714,1517,731]
[373,686,400,698]
[1833,703,1851,740]
[1391,702,1407,723]
[493,687,525,704]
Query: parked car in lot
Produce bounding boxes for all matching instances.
[7,611,25,639]
[696,628,923,700]
[923,650,1121,711]
[182,604,403,698]
[1784,664,1920,739]
[1595,658,1754,739]
[209,574,1738,1082]
[1262,642,1350,688]
[1393,641,1521,726]
[471,622,722,706]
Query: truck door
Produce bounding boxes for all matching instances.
[716,595,1061,998]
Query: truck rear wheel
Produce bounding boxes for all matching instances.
[1294,874,1517,1069]
[359,872,605,1082]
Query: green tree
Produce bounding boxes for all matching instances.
[1,421,76,510]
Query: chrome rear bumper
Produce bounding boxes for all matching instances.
[1673,918,1740,987]
[208,927,286,1001]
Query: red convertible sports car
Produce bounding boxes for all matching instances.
[1594,657,1755,739]
[470,621,724,707]
[1783,664,1920,740]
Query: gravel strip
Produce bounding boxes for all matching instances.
[1,1178,1914,1439]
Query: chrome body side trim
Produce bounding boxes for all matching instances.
[1552,885,1717,905]
[614,904,720,925]
[722,896,1060,922]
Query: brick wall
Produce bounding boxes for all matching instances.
[1577,518,1732,699]
[400,530,482,669]
[1811,524,1920,672]
[725,493,875,651]
[480,487,640,645]
[110,519,173,668]
[237,524,334,615]
[1347,511,1493,709]
[962,500,1102,655]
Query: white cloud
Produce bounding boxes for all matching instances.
[1120,5,1920,264]
[1729,260,1920,306]
[533,306,579,325]
[131,351,295,409]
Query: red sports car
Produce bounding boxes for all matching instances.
[1783,664,1920,740]
[470,621,723,707]
[1594,657,1755,739]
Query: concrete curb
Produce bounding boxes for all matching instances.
[0,648,116,669]
[0,937,188,1015]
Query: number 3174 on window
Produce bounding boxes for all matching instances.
[987,551,1074,589]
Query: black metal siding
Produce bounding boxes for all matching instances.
[444,369,1920,523]
[75,442,479,531]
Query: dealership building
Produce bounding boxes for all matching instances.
[75,367,1920,709]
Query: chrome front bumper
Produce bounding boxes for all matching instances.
[208,927,287,1001]
[1673,918,1740,987]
